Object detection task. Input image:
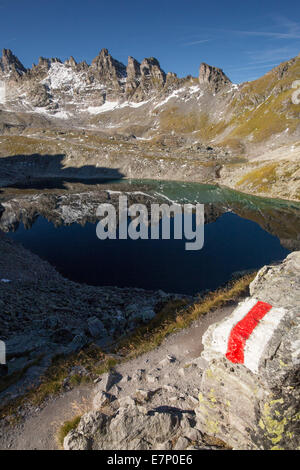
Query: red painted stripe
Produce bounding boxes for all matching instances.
[226,301,272,364]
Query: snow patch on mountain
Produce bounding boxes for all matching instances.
[42,62,85,91]
[154,85,202,109]
[189,85,200,94]
[87,99,149,114]
[154,88,185,109]
[41,62,105,94]
[34,106,71,119]
[87,102,119,114]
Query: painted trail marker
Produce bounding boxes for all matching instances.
[0,340,5,365]
[208,298,287,373]
[225,300,272,364]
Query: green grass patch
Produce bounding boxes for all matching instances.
[236,160,300,196]
[0,135,61,156]
[220,56,300,148]
[226,92,299,144]
[116,273,255,359]
[236,163,279,192]
[0,348,118,422]
[159,107,227,139]
[57,415,81,448]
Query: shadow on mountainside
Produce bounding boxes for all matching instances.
[0,153,125,190]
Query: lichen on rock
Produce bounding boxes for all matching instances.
[196,252,300,450]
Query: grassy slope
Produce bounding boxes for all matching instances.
[221,56,300,146]
[159,55,300,150]
[157,55,300,200]
[235,158,300,198]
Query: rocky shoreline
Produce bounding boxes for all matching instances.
[0,137,299,203]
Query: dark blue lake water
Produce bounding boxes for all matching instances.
[7,211,289,295]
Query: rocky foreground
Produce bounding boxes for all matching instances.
[0,252,298,450]
[62,252,300,451]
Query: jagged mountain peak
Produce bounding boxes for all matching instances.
[98,48,109,57]
[199,62,231,92]
[91,48,127,79]
[140,57,166,88]
[2,48,14,59]
[36,56,62,68]
[0,48,26,76]
[65,56,77,67]
[141,57,165,76]
[126,56,141,79]
[141,57,161,67]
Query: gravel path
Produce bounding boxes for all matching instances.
[0,304,233,450]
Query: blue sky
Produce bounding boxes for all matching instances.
[0,0,299,83]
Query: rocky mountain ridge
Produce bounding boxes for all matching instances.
[0,48,299,147]
[0,47,228,99]
[0,47,180,110]
[0,48,299,200]
[0,46,240,124]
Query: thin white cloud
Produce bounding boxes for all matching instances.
[228,45,298,77]
[216,17,300,39]
[231,29,300,40]
[225,16,300,39]
[189,18,300,41]
[182,39,211,46]
[246,46,299,64]
[227,63,278,72]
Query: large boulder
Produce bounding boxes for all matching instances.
[64,406,197,450]
[196,252,300,450]
[249,251,300,309]
[87,316,106,338]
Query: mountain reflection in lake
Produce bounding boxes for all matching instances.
[1,179,299,295]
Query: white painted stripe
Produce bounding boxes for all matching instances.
[243,306,287,373]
